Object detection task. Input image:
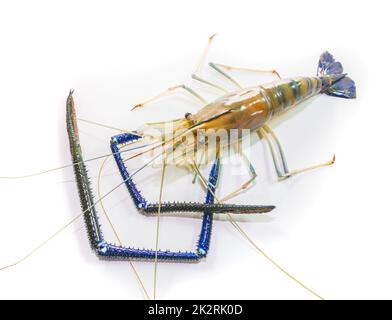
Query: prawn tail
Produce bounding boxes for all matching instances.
[317,51,356,99]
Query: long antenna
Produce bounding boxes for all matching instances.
[190,159,324,300]
[0,141,155,179]
[0,214,82,272]
[0,150,162,272]
[97,154,151,300]
[153,157,167,300]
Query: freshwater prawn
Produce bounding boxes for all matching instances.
[0,35,356,299]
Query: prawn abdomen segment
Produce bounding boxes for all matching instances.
[264,77,322,117]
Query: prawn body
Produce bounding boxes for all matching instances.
[188,74,346,134]
[0,37,357,300]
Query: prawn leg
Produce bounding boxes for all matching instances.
[258,124,335,181]
[131,84,207,110]
[207,61,282,90]
[191,73,229,93]
[219,145,257,203]
[191,34,241,89]
[132,34,231,110]
[195,34,281,89]
[211,62,282,80]
[208,62,243,89]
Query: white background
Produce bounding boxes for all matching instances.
[0,0,390,300]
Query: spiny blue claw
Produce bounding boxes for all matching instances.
[143,202,275,214]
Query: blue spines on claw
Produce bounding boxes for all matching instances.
[109,132,216,260]
[97,241,200,260]
[197,156,220,257]
[318,51,356,99]
[110,133,148,209]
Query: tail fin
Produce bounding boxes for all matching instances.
[318,51,356,99]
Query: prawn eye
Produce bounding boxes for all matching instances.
[185,112,193,120]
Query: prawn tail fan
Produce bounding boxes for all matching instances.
[317,51,356,99]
